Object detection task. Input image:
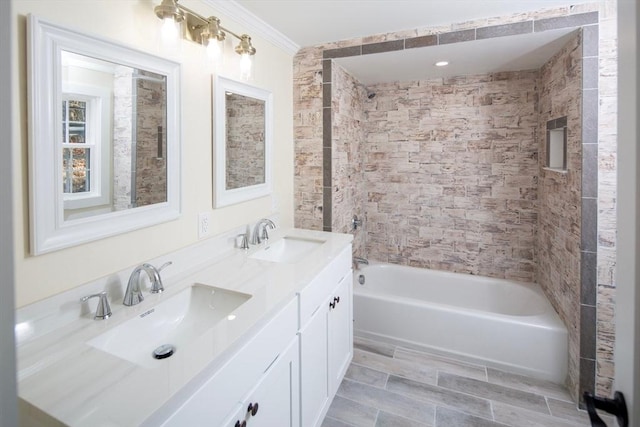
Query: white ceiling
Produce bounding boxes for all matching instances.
[334,28,578,85]
[232,0,598,47]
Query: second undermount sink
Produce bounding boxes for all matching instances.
[88,284,251,367]
[249,236,325,263]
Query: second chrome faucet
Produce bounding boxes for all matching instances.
[123,261,172,306]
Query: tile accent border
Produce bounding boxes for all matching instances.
[322,12,598,60]
[314,7,600,403]
[579,21,599,405]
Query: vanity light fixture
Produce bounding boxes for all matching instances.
[154,0,256,73]
[435,61,449,67]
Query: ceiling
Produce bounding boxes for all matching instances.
[228,0,598,84]
[334,28,578,85]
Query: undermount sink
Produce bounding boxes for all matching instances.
[88,284,251,367]
[249,236,325,263]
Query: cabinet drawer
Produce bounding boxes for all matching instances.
[299,245,351,326]
[160,297,298,427]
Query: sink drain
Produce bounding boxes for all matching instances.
[153,344,175,360]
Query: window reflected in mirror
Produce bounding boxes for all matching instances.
[61,51,168,221]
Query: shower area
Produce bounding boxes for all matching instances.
[293,4,616,405]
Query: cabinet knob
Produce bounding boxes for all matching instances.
[333,296,340,304]
[248,402,259,416]
[329,301,336,309]
[234,421,246,427]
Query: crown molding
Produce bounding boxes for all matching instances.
[204,0,300,55]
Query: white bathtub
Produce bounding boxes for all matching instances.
[353,263,568,383]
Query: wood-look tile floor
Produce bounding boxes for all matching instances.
[322,336,606,427]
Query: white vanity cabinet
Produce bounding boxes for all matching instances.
[299,246,353,427]
[157,298,298,427]
[223,336,300,427]
[328,272,353,396]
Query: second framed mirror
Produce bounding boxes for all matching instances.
[213,76,273,208]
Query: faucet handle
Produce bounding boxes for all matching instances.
[158,261,172,272]
[81,291,112,320]
[148,261,172,294]
[237,233,250,250]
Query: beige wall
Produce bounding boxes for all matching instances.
[13,0,294,307]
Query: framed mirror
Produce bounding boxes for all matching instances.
[213,76,272,207]
[27,15,181,255]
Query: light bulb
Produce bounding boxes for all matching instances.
[161,16,180,47]
[206,38,221,60]
[240,53,252,80]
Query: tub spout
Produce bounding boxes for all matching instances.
[353,257,369,270]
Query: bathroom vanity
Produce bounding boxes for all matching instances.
[16,228,353,427]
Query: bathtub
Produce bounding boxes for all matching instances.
[353,263,568,383]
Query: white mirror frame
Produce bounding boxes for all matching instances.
[213,75,273,208]
[27,15,182,255]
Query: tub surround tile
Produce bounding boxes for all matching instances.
[582,144,598,198]
[438,28,476,44]
[437,372,550,415]
[582,25,599,57]
[325,396,378,427]
[582,57,599,89]
[476,21,533,39]
[534,12,598,32]
[337,379,436,423]
[486,368,573,402]
[434,407,508,427]
[404,35,437,49]
[580,305,597,360]
[322,59,332,83]
[362,40,404,55]
[579,358,596,406]
[324,45,362,59]
[581,198,598,252]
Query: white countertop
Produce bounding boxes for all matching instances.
[17,228,353,427]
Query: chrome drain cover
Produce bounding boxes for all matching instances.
[153,344,175,360]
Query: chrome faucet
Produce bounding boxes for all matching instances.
[123,261,172,306]
[251,218,276,245]
[353,257,369,270]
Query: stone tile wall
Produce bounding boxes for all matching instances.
[536,32,583,399]
[293,47,324,230]
[595,0,617,397]
[134,71,167,207]
[113,66,134,211]
[331,63,366,256]
[225,93,266,189]
[362,72,538,281]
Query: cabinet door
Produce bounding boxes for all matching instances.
[299,300,330,427]
[328,271,353,396]
[242,336,300,427]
